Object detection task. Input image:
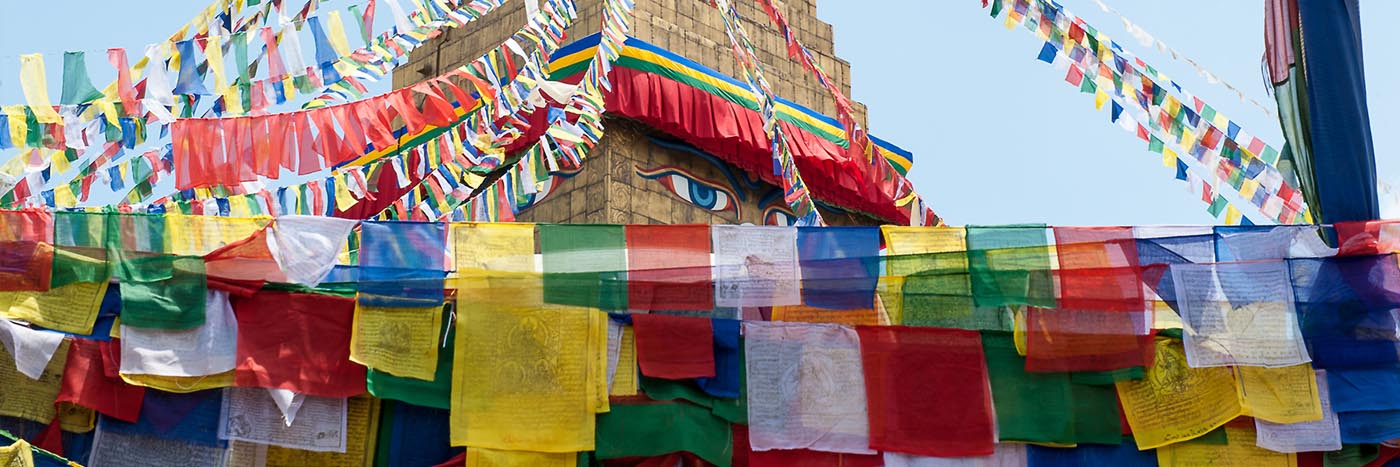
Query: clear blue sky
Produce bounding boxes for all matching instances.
[0,0,1394,226]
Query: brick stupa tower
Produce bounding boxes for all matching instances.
[392,0,926,226]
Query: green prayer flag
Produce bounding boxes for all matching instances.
[1325,444,1381,467]
[638,372,747,425]
[595,402,733,467]
[1148,136,1165,154]
[367,306,454,409]
[983,333,1122,445]
[1201,105,1218,122]
[990,0,1003,17]
[966,225,1055,308]
[117,255,207,330]
[60,51,104,105]
[1207,195,1228,217]
[541,224,627,310]
[1262,146,1281,165]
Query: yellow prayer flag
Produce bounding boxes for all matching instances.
[1236,364,1324,424]
[1213,114,1231,130]
[876,276,904,325]
[121,371,236,393]
[1152,299,1183,329]
[349,304,443,381]
[327,11,355,57]
[451,222,539,304]
[18,54,62,123]
[1156,425,1296,467]
[1225,205,1242,225]
[610,325,639,397]
[203,38,228,96]
[1163,148,1178,169]
[590,310,609,415]
[163,214,271,256]
[0,438,35,467]
[0,281,108,334]
[465,448,577,467]
[0,342,96,432]
[880,226,968,276]
[1240,180,1260,201]
[1094,89,1109,110]
[2,106,26,148]
[335,175,359,211]
[450,303,601,451]
[53,183,77,208]
[1116,337,1243,450]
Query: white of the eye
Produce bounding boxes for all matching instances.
[668,175,693,201]
[711,191,731,211]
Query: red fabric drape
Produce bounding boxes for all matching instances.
[855,326,996,457]
[233,291,367,397]
[56,338,145,423]
[600,67,908,224]
[626,225,714,310]
[631,314,715,379]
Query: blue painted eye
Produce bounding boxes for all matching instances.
[763,206,798,226]
[636,165,739,214]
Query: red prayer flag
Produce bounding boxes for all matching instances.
[233,291,367,397]
[631,314,716,379]
[734,425,882,467]
[1052,227,1143,311]
[1336,220,1400,256]
[1065,65,1084,86]
[625,225,714,310]
[1024,308,1155,373]
[855,326,996,457]
[57,338,145,423]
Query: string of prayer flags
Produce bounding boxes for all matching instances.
[856,326,996,457]
[988,0,1307,225]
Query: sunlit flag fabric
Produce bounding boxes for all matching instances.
[625,225,713,311]
[1023,307,1154,373]
[0,210,53,292]
[966,225,1054,308]
[233,291,367,398]
[119,289,238,378]
[1052,227,1142,311]
[1170,261,1310,368]
[358,221,448,307]
[542,224,628,310]
[856,326,996,457]
[883,227,1000,330]
[797,227,879,310]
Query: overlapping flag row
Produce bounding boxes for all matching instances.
[2,211,1400,464]
[0,0,511,211]
[991,0,1307,225]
